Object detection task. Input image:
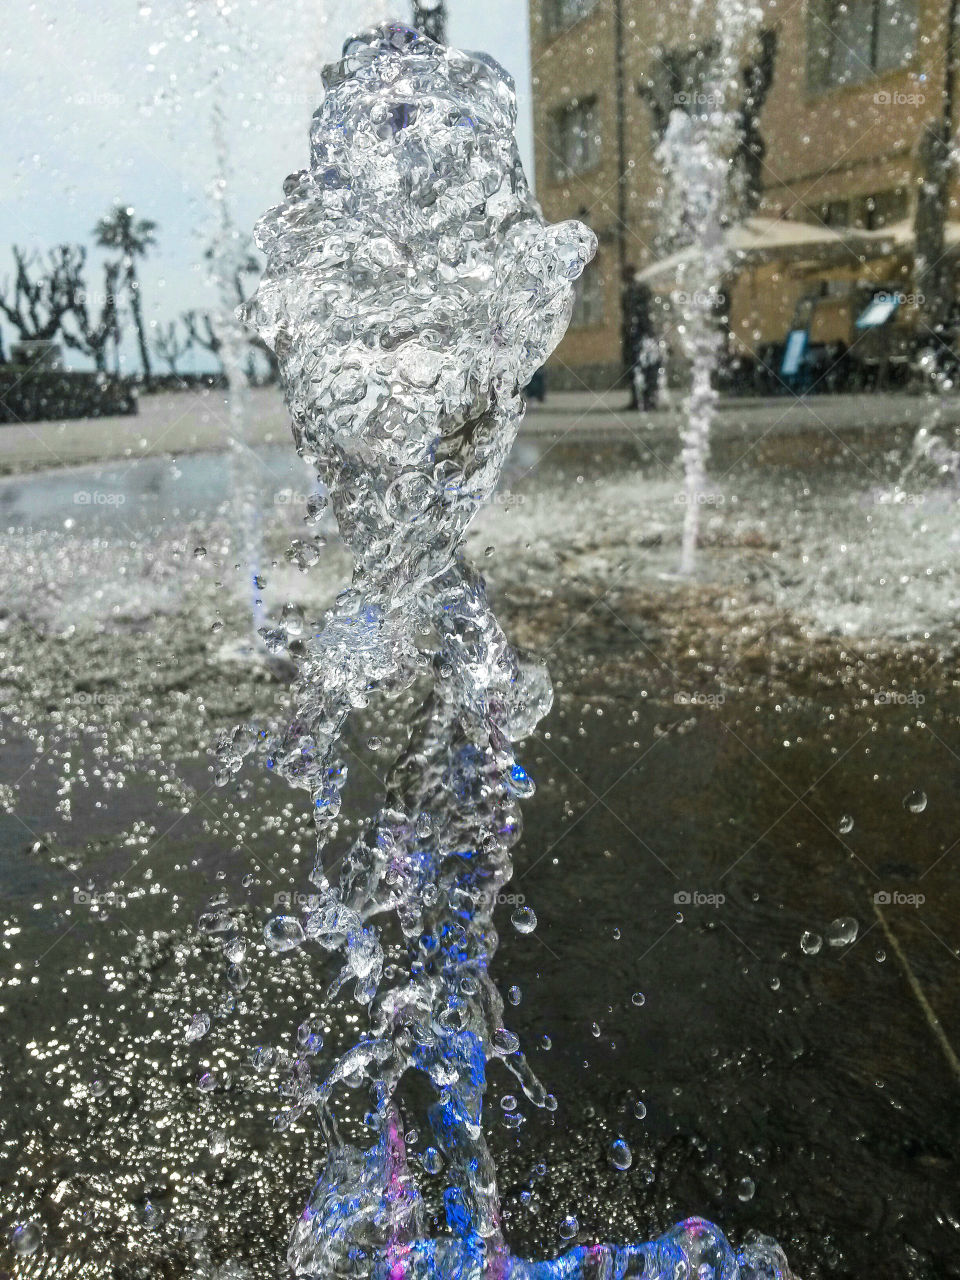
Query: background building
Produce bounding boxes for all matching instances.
[528,0,958,389]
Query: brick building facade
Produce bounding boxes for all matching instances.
[527,0,957,389]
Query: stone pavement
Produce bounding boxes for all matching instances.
[2,384,960,473]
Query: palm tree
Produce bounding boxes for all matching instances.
[94,205,158,380]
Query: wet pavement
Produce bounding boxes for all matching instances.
[4,384,960,474]
[1,423,960,1278]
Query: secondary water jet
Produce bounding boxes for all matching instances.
[219,22,794,1278]
[657,1,763,576]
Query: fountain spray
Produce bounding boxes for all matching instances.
[658,2,764,576]
[219,22,793,1278]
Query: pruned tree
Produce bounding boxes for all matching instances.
[205,243,274,382]
[154,318,192,377]
[94,205,158,380]
[63,259,122,373]
[0,245,85,346]
[203,243,261,311]
[182,310,222,370]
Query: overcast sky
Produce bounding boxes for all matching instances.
[0,0,532,370]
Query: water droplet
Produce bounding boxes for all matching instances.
[558,1213,579,1241]
[634,1100,647,1119]
[193,545,207,559]
[875,948,886,963]
[11,1222,42,1256]
[199,909,232,934]
[422,1146,442,1174]
[185,1012,210,1043]
[507,761,535,797]
[904,788,927,814]
[282,601,305,636]
[492,1027,520,1056]
[507,984,521,1005]
[737,1176,756,1201]
[800,930,823,955]
[264,915,305,953]
[197,1072,217,1093]
[610,1137,632,1170]
[208,1127,229,1156]
[631,991,645,1007]
[223,937,246,963]
[297,1022,323,1055]
[838,814,854,834]
[500,1094,518,1111]
[511,905,537,934]
[826,917,858,947]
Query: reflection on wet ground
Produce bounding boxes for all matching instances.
[1,426,959,1278]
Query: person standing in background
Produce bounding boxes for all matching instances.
[621,267,660,411]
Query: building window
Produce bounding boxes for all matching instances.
[860,188,909,229]
[551,98,601,178]
[819,199,850,228]
[547,0,598,35]
[815,188,909,230]
[571,265,605,328]
[809,0,917,91]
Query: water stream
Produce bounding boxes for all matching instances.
[213,23,793,1278]
[658,2,762,576]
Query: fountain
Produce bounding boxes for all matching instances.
[208,91,269,641]
[657,2,762,576]
[215,22,794,1278]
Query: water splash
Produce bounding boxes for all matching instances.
[208,90,267,639]
[218,22,792,1278]
[657,3,763,576]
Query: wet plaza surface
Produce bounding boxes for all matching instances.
[1,415,960,1279]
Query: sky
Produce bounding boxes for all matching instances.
[0,0,533,372]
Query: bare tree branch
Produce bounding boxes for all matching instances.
[0,246,85,345]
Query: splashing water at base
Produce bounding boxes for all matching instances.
[212,21,793,1279]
